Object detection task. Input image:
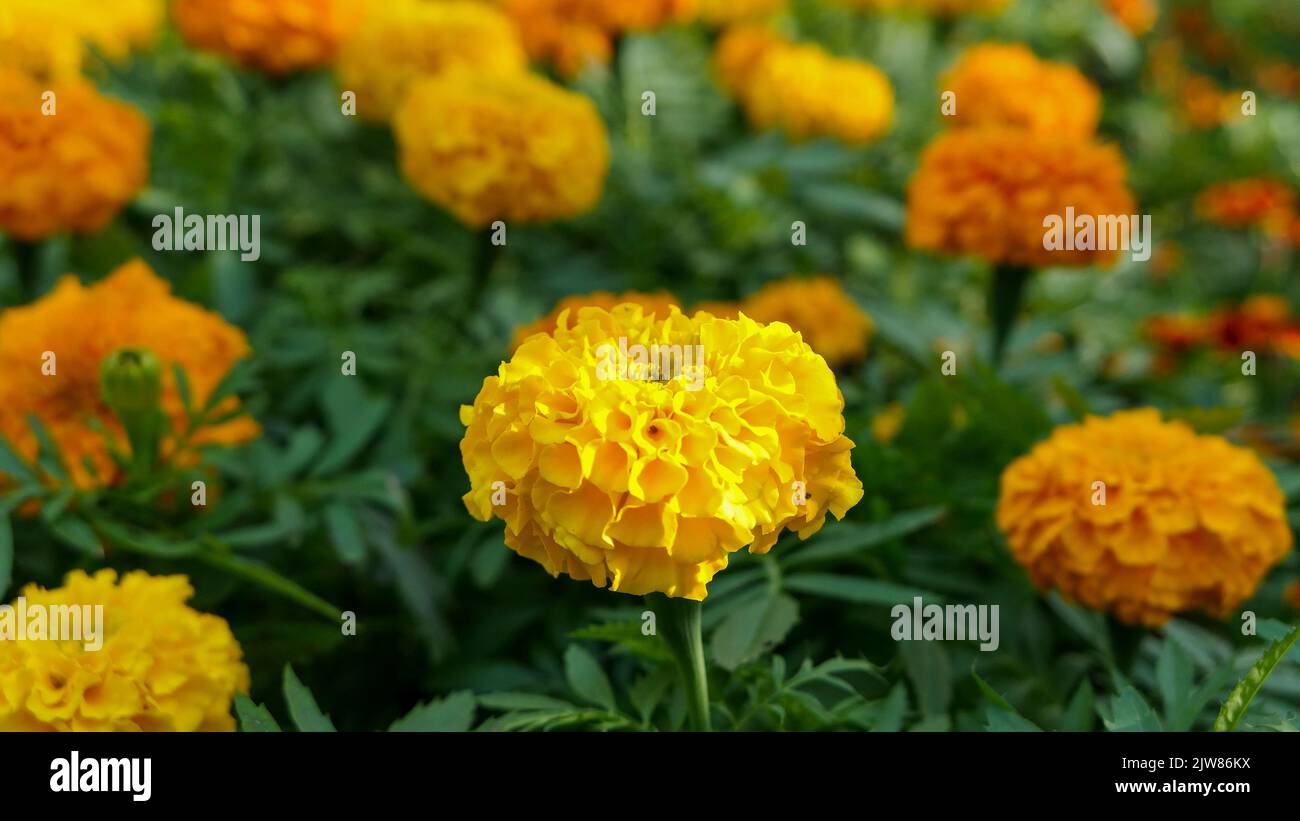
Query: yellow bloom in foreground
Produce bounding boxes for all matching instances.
[336,0,527,121]
[691,300,743,320]
[0,570,249,731]
[171,0,362,74]
[510,291,681,352]
[395,70,609,227]
[997,410,1293,626]
[906,128,1135,268]
[0,70,150,242]
[461,305,864,599]
[0,260,260,490]
[742,276,873,368]
[715,27,893,144]
[0,0,162,79]
[940,43,1100,137]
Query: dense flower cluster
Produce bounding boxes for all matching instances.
[0,570,249,731]
[0,0,161,79]
[905,128,1136,267]
[714,26,893,144]
[461,305,864,599]
[171,0,362,74]
[499,0,694,76]
[740,277,873,368]
[1145,296,1300,364]
[511,291,680,352]
[997,409,1293,626]
[0,260,260,490]
[394,70,609,226]
[336,0,527,121]
[0,70,150,241]
[940,43,1100,137]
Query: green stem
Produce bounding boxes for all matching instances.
[197,536,340,623]
[989,265,1032,367]
[650,594,711,731]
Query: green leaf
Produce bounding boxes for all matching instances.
[899,640,951,717]
[47,517,102,556]
[477,692,578,712]
[1061,680,1095,731]
[971,665,1016,715]
[312,379,390,476]
[26,415,67,481]
[282,665,336,732]
[0,435,36,483]
[0,513,11,598]
[985,706,1043,732]
[1156,638,1195,731]
[388,691,475,732]
[235,695,281,732]
[1103,673,1163,732]
[1214,625,1300,732]
[710,592,799,671]
[323,504,366,564]
[564,645,617,712]
[782,507,945,568]
[872,683,908,732]
[784,573,941,606]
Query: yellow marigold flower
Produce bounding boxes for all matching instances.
[511,291,680,352]
[460,305,864,599]
[0,0,162,79]
[716,29,893,144]
[690,300,743,319]
[741,276,873,368]
[1196,178,1295,230]
[395,70,609,227]
[836,0,1007,14]
[697,0,787,25]
[940,43,1100,137]
[1103,0,1156,35]
[871,402,905,444]
[0,569,249,731]
[336,0,527,121]
[0,259,260,491]
[499,0,693,76]
[905,128,1136,268]
[0,70,149,242]
[997,409,1293,626]
[171,0,363,74]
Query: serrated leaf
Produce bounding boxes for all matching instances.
[388,691,475,732]
[710,592,799,671]
[235,695,281,732]
[282,665,336,732]
[1062,680,1095,731]
[1214,625,1300,732]
[564,645,617,712]
[1104,673,1163,732]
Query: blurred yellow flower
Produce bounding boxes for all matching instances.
[0,569,249,732]
[498,0,694,76]
[940,43,1100,137]
[871,403,905,444]
[696,0,787,25]
[741,276,873,367]
[395,70,609,227]
[836,0,1007,14]
[690,300,743,319]
[171,0,363,74]
[0,70,149,241]
[511,291,680,352]
[336,0,527,121]
[0,260,260,491]
[1103,0,1156,35]
[0,0,162,79]
[460,305,864,599]
[905,128,1135,268]
[714,27,893,145]
[997,409,1293,626]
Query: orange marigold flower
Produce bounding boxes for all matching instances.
[394,70,609,227]
[1103,0,1156,36]
[1208,295,1300,355]
[1144,312,1212,352]
[714,27,893,144]
[0,70,149,241]
[511,291,681,352]
[335,0,527,121]
[835,0,1007,14]
[0,569,248,732]
[461,305,864,599]
[499,0,693,76]
[1196,178,1295,230]
[741,276,873,368]
[696,0,787,25]
[171,0,363,74]
[0,259,259,491]
[997,409,1293,626]
[940,43,1100,137]
[1286,579,1300,611]
[905,128,1136,268]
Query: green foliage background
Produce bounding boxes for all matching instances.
[1,0,1298,731]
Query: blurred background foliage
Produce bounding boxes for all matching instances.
[1,0,1298,731]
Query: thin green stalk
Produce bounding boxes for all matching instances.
[989,265,1032,367]
[650,594,711,731]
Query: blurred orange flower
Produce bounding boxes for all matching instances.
[171,0,363,74]
[940,43,1100,137]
